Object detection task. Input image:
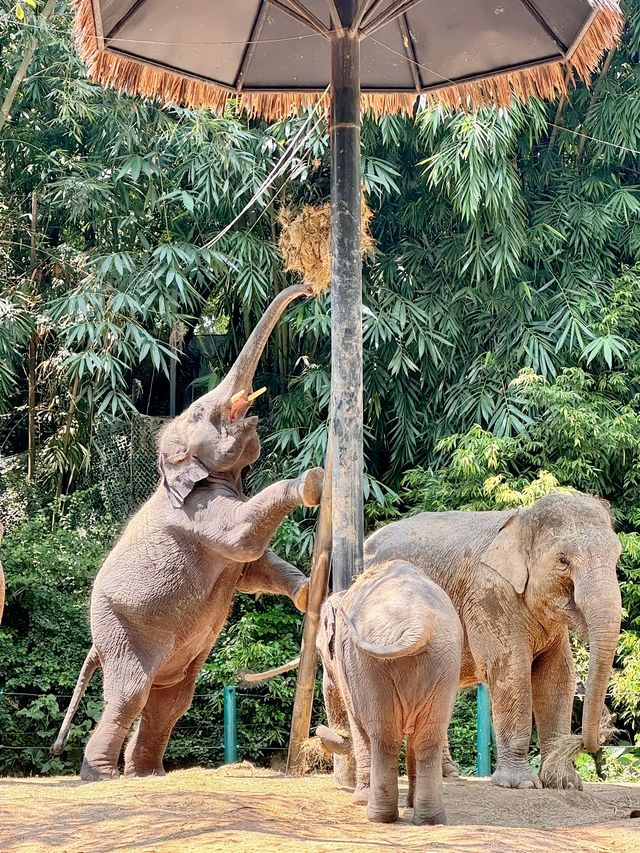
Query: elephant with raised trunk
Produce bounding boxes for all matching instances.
[316,561,463,825]
[364,492,622,791]
[53,283,322,781]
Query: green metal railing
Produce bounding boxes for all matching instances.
[223,685,237,764]
[1,683,494,774]
[476,683,492,777]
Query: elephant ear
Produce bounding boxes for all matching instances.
[159,454,209,508]
[480,512,529,594]
[158,419,209,509]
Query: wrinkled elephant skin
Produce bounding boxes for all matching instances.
[364,492,622,791]
[316,561,462,826]
[53,284,321,781]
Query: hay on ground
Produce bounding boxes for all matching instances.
[297,736,334,775]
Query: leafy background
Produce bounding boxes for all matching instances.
[1,1,640,778]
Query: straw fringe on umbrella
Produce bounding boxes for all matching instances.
[73,0,623,119]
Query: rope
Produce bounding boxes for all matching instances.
[204,86,330,250]
[371,36,640,158]
[1,15,323,48]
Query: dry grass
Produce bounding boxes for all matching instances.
[277,198,374,295]
[543,726,618,788]
[2,766,640,853]
[297,736,334,774]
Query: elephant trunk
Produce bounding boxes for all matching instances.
[316,725,352,755]
[208,283,309,402]
[574,572,621,755]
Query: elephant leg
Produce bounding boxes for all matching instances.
[124,651,208,777]
[346,710,371,806]
[487,656,541,790]
[81,655,153,782]
[442,736,459,778]
[367,736,402,824]
[237,550,309,612]
[409,732,447,827]
[533,633,581,790]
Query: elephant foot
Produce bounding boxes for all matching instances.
[124,765,166,778]
[352,784,369,805]
[80,760,120,782]
[367,806,399,824]
[413,810,447,827]
[293,579,309,613]
[540,761,583,791]
[442,758,459,779]
[491,763,542,790]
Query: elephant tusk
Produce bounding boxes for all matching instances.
[247,387,267,403]
[230,390,246,403]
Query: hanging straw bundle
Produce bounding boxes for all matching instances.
[278,197,374,295]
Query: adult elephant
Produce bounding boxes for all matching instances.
[52,283,322,781]
[364,492,622,791]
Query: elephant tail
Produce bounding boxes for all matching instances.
[238,656,300,686]
[51,645,100,755]
[342,608,432,660]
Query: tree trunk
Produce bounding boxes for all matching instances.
[27,191,37,482]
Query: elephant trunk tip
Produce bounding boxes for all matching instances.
[50,734,68,756]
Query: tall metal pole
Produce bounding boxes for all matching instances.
[330,0,362,789]
[330,0,363,595]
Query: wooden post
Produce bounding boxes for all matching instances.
[329,0,362,788]
[27,191,37,483]
[286,438,333,773]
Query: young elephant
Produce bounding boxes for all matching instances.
[316,560,463,825]
[52,283,321,781]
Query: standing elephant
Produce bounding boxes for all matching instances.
[52,283,322,781]
[364,492,622,791]
[316,561,463,825]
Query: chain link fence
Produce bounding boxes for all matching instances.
[85,413,166,523]
[0,411,167,532]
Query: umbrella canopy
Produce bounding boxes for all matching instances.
[75,0,622,118]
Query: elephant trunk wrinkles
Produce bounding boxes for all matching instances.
[208,284,309,402]
[574,572,621,755]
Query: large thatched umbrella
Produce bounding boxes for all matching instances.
[73,0,623,771]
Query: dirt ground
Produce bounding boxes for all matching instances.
[1,764,639,853]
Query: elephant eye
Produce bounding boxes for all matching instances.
[557,555,571,571]
[192,403,205,422]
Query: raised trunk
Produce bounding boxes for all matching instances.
[574,575,621,754]
[209,283,308,402]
